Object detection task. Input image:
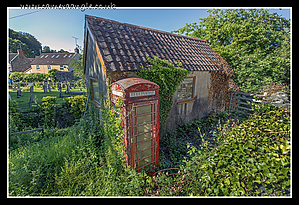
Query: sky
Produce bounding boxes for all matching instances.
[8,7,291,53]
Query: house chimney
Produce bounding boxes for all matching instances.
[74,47,79,54]
[17,49,24,57]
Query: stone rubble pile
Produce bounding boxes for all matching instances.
[263,91,290,110]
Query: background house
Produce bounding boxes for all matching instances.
[83,15,236,131]
[9,49,33,72]
[29,48,80,74]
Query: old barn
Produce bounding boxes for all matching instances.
[83,14,236,131]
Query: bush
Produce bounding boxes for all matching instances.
[65,95,87,120]
[9,72,24,82]
[40,96,57,127]
[9,72,47,82]
[185,104,290,196]
[8,100,23,133]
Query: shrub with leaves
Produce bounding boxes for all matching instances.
[185,104,290,196]
[65,95,87,119]
[40,96,57,127]
[8,100,23,133]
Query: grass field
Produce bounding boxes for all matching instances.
[9,87,87,107]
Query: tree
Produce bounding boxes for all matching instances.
[42,46,69,53]
[57,49,69,53]
[42,46,51,53]
[48,69,58,82]
[9,29,42,58]
[69,54,85,88]
[9,72,24,82]
[172,9,290,93]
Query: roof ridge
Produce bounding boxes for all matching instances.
[10,53,19,62]
[39,52,75,55]
[85,14,207,43]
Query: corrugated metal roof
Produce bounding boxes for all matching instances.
[85,15,232,72]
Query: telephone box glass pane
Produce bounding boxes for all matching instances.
[137,104,152,115]
[139,156,152,167]
[136,114,152,125]
[136,124,152,135]
[138,148,152,159]
[136,140,151,151]
[135,131,152,143]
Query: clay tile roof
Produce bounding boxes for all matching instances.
[85,15,232,72]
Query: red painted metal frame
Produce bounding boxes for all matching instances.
[110,78,159,174]
[130,100,159,172]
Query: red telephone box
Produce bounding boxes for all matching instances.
[110,78,159,173]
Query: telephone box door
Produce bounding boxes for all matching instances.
[130,100,159,173]
[110,77,159,174]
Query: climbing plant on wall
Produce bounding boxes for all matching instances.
[136,56,189,126]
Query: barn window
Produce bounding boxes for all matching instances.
[90,77,101,107]
[177,76,195,104]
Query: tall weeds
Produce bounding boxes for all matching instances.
[9,94,290,196]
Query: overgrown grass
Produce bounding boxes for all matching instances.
[9,96,144,196]
[9,104,102,196]
[8,100,290,196]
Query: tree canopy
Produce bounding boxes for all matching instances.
[9,29,42,58]
[42,45,69,53]
[172,9,290,93]
[9,29,70,58]
[69,54,85,87]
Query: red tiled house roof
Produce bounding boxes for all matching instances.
[85,15,233,73]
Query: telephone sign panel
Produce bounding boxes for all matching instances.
[111,78,159,174]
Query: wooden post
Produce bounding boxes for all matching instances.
[29,94,33,108]
[228,91,233,110]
